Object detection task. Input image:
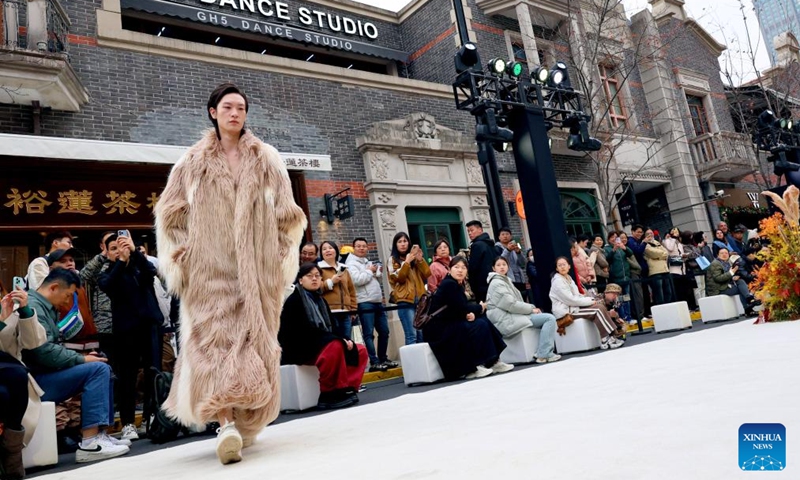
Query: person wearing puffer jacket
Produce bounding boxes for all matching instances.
[643,229,674,306]
[486,257,560,364]
[318,241,358,339]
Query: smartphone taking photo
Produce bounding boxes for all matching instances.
[11,276,25,304]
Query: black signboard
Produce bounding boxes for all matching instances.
[122,0,409,62]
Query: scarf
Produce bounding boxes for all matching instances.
[714,239,733,251]
[299,286,332,332]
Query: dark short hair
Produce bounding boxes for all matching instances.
[679,230,694,244]
[319,241,340,262]
[592,233,605,243]
[632,224,644,233]
[607,231,618,242]
[45,231,72,248]
[493,256,509,267]
[390,232,411,261]
[692,231,705,244]
[352,237,369,247]
[297,262,322,280]
[300,241,318,254]
[717,247,729,255]
[207,82,249,138]
[104,233,119,250]
[498,227,512,236]
[466,220,483,229]
[40,268,81,290]
[449,255,469,269]
[101,231,115,243]
[576,234,590,244]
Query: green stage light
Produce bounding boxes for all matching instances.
[506,61,524,78]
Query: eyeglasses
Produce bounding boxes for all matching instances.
[303,274,322,280]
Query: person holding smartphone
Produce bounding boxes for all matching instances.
[317,241,357,338]
[388,232,431,345]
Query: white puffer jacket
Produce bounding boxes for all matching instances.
[485,272,535,338]
[549,273,594,320]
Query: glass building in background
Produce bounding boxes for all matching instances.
[753,0,800,65]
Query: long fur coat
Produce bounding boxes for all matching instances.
[155,130,306,438]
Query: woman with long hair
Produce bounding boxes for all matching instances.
[317,241,357,338]
[712,229,734,257]
[424,256,511,379]
[427,239,452,294]
[549,257,624,350]
[279,263,368,410]
[387,232,431,345]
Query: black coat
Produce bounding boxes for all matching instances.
[98,251,161,334]
[468,232,500,302]
[279,287,356,366]
[423,276,506,379]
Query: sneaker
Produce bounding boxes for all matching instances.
[602,336,622,349]
[465,365,494,379]
[368,363,388,373]
[120,423,139,442]
[216,422,243,465]
[382,360,399,369]
[628,319,638,326]
[75,437,129,463]
[535,354,562,364]
[490,361,515,373]
[317,390,357,410]
[100,432,131,447]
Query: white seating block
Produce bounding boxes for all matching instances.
[554,317,601,354]
[23,401,57,469]
[652,301,693,333]
[500,327,540,364]
[399,343,444,386]
[280,365,320,412]
[699,295,741,323]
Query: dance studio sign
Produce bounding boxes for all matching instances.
[122,0,409,62]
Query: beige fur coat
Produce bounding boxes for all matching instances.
[155,130,306,438]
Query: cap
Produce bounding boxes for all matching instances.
[734,224,747,233]
[605,283,622,294]
[46,248,80,266]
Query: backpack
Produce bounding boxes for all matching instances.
[412,292,447,329]
[146,369,183,444]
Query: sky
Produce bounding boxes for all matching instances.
[355,0,771,84]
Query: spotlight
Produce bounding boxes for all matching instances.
[564,115,602,152]
[532,66,549,83]
[492,142,511,153]
[487,58,506,76]
[476,109,514,145]
[455,42,480,73]
[758,110,775,129]
[770,149,800,176]
[506,61,524,79]
[548,61,571,89]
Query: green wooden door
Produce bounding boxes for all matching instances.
[405,207,466,262]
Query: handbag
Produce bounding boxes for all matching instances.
[556,314,574,336]
[412,292,447,329]
[668,255,684,267]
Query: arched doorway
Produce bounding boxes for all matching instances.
[561,190,602,238]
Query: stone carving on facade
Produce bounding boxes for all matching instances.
[472,195,486,206]
[475,209,491,228]
[467,159,483,185]
[370,153,390,180]
[404,112,440,139]
[379,209,396,229]
[378,192,393,204]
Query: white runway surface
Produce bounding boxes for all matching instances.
[37,320,800,479]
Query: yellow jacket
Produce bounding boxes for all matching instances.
[388,256,431,304]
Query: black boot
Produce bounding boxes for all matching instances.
[0,427,26,480]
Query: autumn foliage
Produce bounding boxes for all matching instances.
[750,186,800,321]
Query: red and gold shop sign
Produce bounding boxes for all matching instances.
[0,159,170,230]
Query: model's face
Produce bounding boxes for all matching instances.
[321,244,336,262]
[718,249,730,261]
[299,269,322,290]
[556,258,571,275]
[467,225,482,241]
[210,93,246,136]
[396,237,409,254]
[51,255,75,271]
[450,261,468,281]
[300,245,318,263]
[354,241,369,258]
[492,260,509,276]
[499,231,512,243]
[593,237,604,248]
[52,237,72,251]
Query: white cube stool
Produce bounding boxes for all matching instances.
[652,301,693,333]
[399,343,444,386]
[280,365,320,412]
[699,295,740,323]
[733,296,746,316]
[500,327,540,364]
[22,401,57,469]
[554,318,601,354]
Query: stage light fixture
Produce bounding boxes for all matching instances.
[488,58,506,76]
[548,62,572,89]
[532,66,549,83]
[564,115,602,152]
[770,149,800,176]
[506,61,524,79]
[492,142,511,153]
[455,42,480,73]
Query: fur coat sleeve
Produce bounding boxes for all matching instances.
[154,157,192,296]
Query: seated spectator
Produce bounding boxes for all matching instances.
[728,224,747,254]
[346,237,396,372]
[1,287,46,479]
[47,249,97,340]
[711,229,734,257]
[279,263,368,410]
[705,248,760,314]
[99,234,163,443]
[300,241,319,265]
[486,257,560,364]
[549,257,624,350]
[388,232,431,345]
[643,229,674,306]
[318,241,357,338]
[26,231,73,291]
[427,239,452,294]
[423,256,511,380]
[22,269,129,463]
[598,283,627,340]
